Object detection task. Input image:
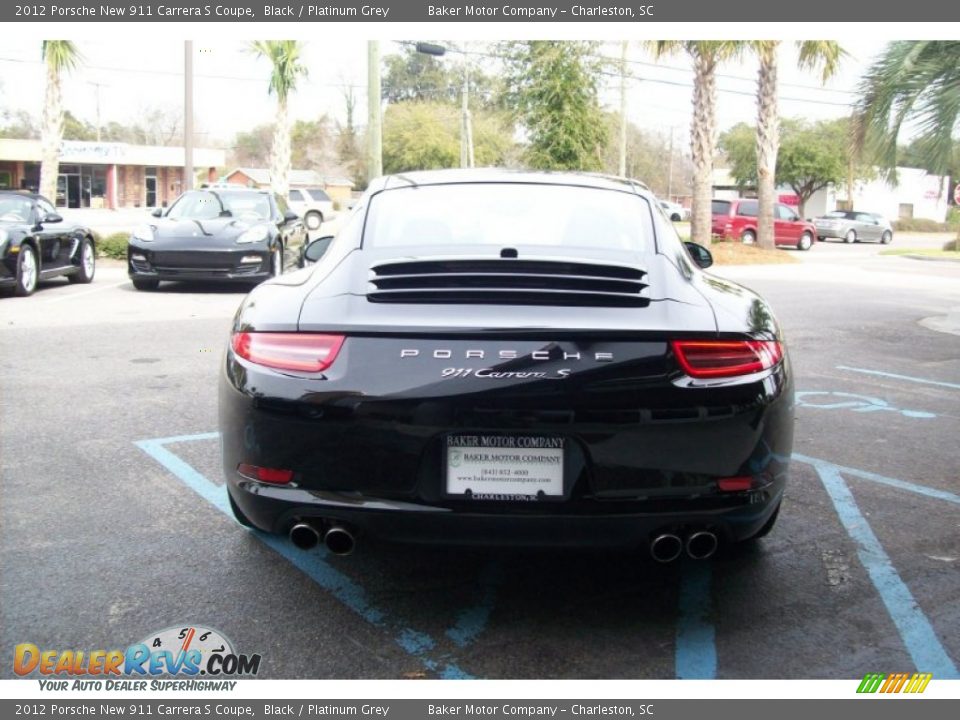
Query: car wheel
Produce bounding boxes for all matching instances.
[14,244,38,296]
[817,236,825,242]
[881,231,892,244]
[271,245,284,277]
[797,232,813,251]
[844,229,857,244]
[741,229,756,245]
[745,502,781,542]
[68,238,96,284]
[132,277,160,291]
[305,211,323,231]
[670,213,681,222]
[228,490,254,528]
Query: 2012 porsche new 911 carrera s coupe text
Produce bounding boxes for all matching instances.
[219,170,794,560]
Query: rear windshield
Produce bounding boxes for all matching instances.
[711,200,731,215]
[364,183,654,252]
[307,188,331,202]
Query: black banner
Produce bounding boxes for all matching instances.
[4,0,957,23]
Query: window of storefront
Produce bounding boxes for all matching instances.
[54,164,110,208]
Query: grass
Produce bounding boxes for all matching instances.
[708,241,800,265]
[879,248,960,260]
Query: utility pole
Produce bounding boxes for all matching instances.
[618,41,627,177]
[367,40,383,180]
[184,40,194,191]
[666,126,675,199]
[88,81,106,142]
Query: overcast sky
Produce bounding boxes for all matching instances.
[0,38,891,151]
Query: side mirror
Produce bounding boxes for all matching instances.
[684,242,713,270]
[43,212,63,224]
[151,208,164,218]
[302,236,334,265]
[283,209,299,223]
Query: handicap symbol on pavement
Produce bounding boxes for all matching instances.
[796,391,937,419]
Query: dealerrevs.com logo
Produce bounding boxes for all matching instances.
[14,625,261,691]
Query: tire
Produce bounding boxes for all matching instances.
[304,211,323,231]
[228,490,255,528]
[745,502,781,541]
[797,232,813,251]
[132,277,160,291]
[271,245,284,277]
[881,231,892,244]
[844,229,857,244]
[817,236,825,242]
[68,238,96,284]
[741,229,756,245]
[670,213,681,222]
[14,244,38,296]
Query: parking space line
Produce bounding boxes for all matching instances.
[814,464,958,678]
[445,561,501,649]
[794,453,960,505]
[675,561,716,679]
[837,365,960,390]
[42,279,130,303]
[135,434,473,680]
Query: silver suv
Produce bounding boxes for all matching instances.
[288,187,336,231]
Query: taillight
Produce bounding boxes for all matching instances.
[231,332,344,373]
[237,463,293,484]
[672,339,783,379]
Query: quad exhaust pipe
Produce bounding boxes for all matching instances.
[650,529,719,562]
[288,521,356,556]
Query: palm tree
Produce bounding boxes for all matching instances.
[854,41,960,178]
[39,41,81,203]
[752,41,844,249]
[250,40,308,197]
[649,42,744,246]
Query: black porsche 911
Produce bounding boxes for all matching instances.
[0,191,96,296]
[219,170,794,561]
[127,187,306,290]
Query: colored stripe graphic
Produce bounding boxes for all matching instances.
[857,673,885,693]
[857,672,933,694]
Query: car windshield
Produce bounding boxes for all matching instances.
[166,191,272,221]
[0,195,34,223]
[364,183,653,252]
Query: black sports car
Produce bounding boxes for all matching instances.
[0,191,96,296]
[127,187,306,290]
[219,170,794,561]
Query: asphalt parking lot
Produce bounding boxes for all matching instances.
[1,239,958,680]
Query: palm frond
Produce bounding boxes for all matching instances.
[42,41,81,72]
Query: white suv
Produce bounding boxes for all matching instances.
[288,187,335,230]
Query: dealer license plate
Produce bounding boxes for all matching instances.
[445,435,564,500]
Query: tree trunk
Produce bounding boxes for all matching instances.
[689,50,718,246]
[270,97,291,197]
[755,42,779,250]
[39,61,63,203]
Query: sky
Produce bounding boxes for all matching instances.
[0,38,891,152]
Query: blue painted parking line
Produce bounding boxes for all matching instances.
[675,561,716,679]
[814,464,959,679]
[796,391,937,419]
[837,365,960,391]
[135,433,473,680]
[793,453,960,506]
[445,561,501,649]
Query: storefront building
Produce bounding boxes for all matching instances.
[0,138,224,210]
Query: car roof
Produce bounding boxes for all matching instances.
[0,190,41,201]
[370,169,655,198]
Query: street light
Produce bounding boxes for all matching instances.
[415,42,474,168]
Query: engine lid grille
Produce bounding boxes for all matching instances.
[368,258,649,307]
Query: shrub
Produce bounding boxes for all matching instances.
[943,238,960,252]
[892,217,947,232]
[96,232,129,259]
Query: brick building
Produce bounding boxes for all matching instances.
[0,138,224,210]
[224,167,354,207]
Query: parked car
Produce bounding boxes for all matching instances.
[814,210,893,244]
[288,187,335,231]
[220,169,794,560]
[127,188,306,290]
[712,198,816,250]
[0,191,96,296]
[659,199,689,222]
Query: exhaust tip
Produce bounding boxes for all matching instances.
[324,526,356,556]
[289,523,320,550]
[686,530,718,560]
[650,533,683,563]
